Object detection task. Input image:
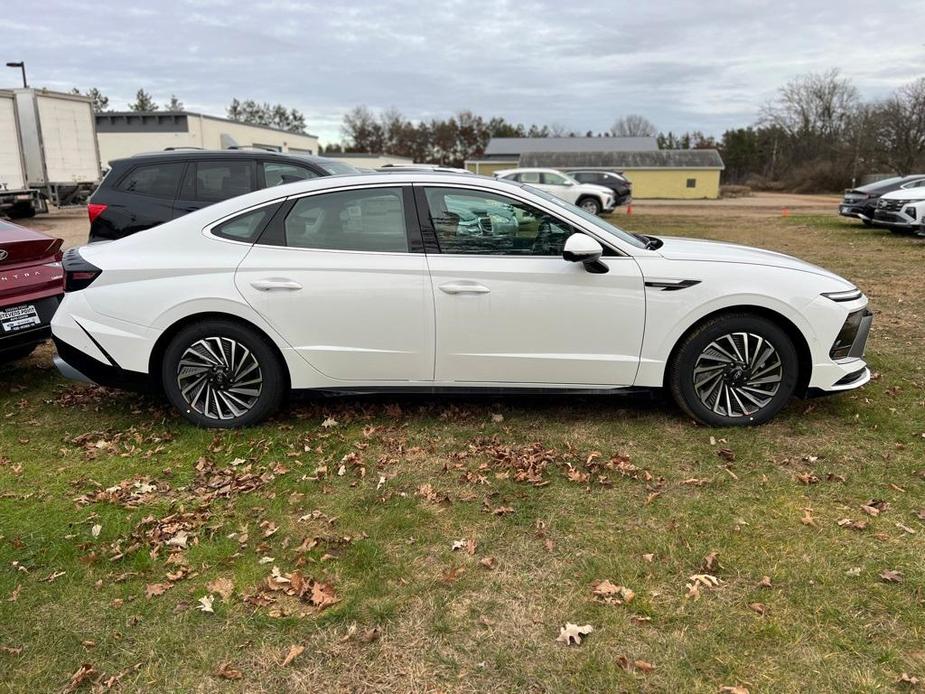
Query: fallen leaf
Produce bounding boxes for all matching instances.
[748,602,767,616]
[491,413,504,423]
[0,645,23,656]
[145,583,171,598]
[207,577,234,601]
[880,569,903,583]
[214,662,243,680]
[717,448,735,462]
[757,576,772,588]
[479,556,496,570]
[634,659,656,674]
[198,595,215,613]
[591,580,635,605]
[91,524,102,538]
[321,417,338,428]
[556,623,593,646]
[800,509,817,527]
[64,663,97,693]
[280,644,305,667]
[720,686,750,694]
[898,672,920,687]
[702,551,719,572]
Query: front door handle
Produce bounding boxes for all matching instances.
[439,282,490,295]
[250,278,303,291]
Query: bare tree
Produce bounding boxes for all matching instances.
[874,77,925,175]
[760,69,859,143]
[610,114,657,137]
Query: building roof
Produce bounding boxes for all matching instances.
[484,136,658,157]
[95,111,318,139]
[521,149,725,170]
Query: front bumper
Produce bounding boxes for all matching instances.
[838,201,874,220]
[811,307,873,393]
[873,209,921,231]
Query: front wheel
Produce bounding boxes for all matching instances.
[577,197,601,215]
[668,314,799,426]
[161,320,286,428]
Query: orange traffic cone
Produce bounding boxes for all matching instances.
[626,204,633,216]
[781,207,790,217]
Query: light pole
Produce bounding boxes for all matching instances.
[5,61,27,88]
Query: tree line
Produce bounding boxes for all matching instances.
[72,70,925,191]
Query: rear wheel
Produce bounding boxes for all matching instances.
[161,320,286,428]
[668,314,799,426]
[577,197,601,215]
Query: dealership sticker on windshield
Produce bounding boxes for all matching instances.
[0,304,40,333]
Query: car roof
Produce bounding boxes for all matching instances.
[108,149,342,167]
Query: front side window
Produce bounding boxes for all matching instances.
[117,163,184,198]
[542,172,570,185]
[192,161,256,202]
[518,171,541,184]
[424,187,576,256]
[263,162,318,187]
[284,187,408,252]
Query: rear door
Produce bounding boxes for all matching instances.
[235,184,435,383]
[172,159,257,217]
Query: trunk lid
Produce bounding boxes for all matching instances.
[0,220,63,266]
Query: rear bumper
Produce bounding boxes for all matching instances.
[52,335,149,390]
[0,295,61,352]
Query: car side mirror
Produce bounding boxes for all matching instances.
[563,233,608,273]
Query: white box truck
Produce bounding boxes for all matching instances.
[0,88,101,218]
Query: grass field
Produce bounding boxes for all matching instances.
[1,209,923,693]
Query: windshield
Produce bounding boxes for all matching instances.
[516,183,647,249]
[314,159,361,175]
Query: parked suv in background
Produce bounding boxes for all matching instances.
[494,168,615,215]
[872,187,925,235]
[87,150,359,242]
[838,175,925,226]
[565,169,632,207]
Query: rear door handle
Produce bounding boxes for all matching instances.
[439,282,490,295]
[250,278,302,291]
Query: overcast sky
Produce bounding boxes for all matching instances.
[3,0,924,145]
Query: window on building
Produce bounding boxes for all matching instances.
[283,187,408,253]
[686,178,697,188]
[117,163,185,198]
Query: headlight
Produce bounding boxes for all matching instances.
[822,288,863,302]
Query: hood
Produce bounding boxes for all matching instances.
[656,236,851,285]
[880,187,925,201]
[578,183,614,197]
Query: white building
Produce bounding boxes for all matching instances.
[95,111,320,166]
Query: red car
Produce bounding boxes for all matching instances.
[0,219,64,363]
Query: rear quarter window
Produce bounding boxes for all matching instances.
[117,162,185,198]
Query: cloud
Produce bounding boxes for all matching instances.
[5,0,924,143]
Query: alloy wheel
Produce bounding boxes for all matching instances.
[176,337,263,420]
[691,332,783,418]
[580,200,599,213]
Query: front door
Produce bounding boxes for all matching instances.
[235,185,434,383]
[417,185,645,386]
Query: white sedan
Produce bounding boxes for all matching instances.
[52,172,872,428]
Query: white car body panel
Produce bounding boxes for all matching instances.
[50,172,870,406]
[493,168,615,210]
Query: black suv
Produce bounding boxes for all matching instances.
[87,149,359,242]
[838,175,925,226]
[564,169,632,206]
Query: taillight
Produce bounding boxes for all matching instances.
[87,203,108,224]
[62,248,102,292]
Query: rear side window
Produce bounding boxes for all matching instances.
[212,204,277,242]
[263,162,318,187]
[117,163,184,198]
[283,187,408,253]
[181,161,256,202]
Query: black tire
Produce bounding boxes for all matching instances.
[0,343,37,365]
[668,314,799,427]
[8,203,35,219]
[161,320,286,428]
[577,197,601,215]
[861,218,874,227]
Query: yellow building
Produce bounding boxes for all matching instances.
[466,137,724,199]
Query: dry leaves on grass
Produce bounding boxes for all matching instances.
[720,686,751,694]
[591,580,635,606]
[556,623,593,646]
[207,577,234,601]
[262,567,339,610]
[686,574,720,599]
[280,644,305,667]
[879,569,903,583]
[215,662,243,680]
[197,595,215,613]
[63,663,97,693]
